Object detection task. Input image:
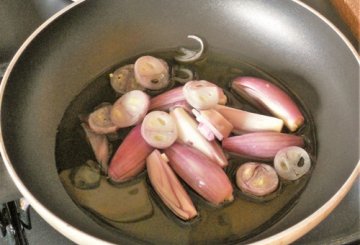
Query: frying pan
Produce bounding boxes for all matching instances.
[0,0,359,244]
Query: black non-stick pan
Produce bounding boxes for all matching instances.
[0,0,358,244]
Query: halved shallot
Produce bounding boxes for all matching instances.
[134,56,170,90]
[231,77,304,132]
[141,111,177,149]
[183,80,219,110]
[88,104,118,134]
[109,64,144,94]
[149,84,226,112]
[192,109,233,141]
[215,105,283,134]
[110,90,150,128]
[108,124,153,182]
[170,107,228,167]
[164,143,233,205]
[81,123,110,173]
[236,162,279,196]
[274,146,311,180]
[222,132,304,160]
[146,150,198,220]
[149,86,188,111]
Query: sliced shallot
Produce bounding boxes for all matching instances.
[164,143,233,205]
[170,107,228,167]
[215,105,283,134]
[81,123,110,173]
[146,150,198,220]
[109,64,144,94]
[108,124,153,182]
[192,109,233,141]
[232,77,304,131]
[141,111,177,149]
[174,35,205,63]
[71,160,101,190]
[88,104,118,134]
[236,162,279,196]
[110,90,150,128]
[134,56,170,90]
[172,65,194,84]
[222,132,304,160]
[183,80,219,110]
[274,146,311,180]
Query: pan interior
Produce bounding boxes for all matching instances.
[1,0,358,244]
[55,48,317,244]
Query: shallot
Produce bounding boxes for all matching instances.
[108,124,153,182]
[170,107,228,167]
[174,35,205,63]
[110,90,150,128]
[81,123,110,173]
[141,111,177,149]
[88,104,118,134]
[71,160,101,190]
[149,83,226,112]
[192,109,233,141]
[172,65,194,84]
[215,105,283,134]
[183,80,219,110]
[134,56,169,90]
[274,146,311,180]
[149,86,189,111]
[146,150,198,220]
[222,132,304,160]
[109,64,144,94]
[236,162,279,196]
[232,77,304,132]
[164,143,233,205]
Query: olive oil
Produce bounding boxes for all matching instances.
[56,49,316,244]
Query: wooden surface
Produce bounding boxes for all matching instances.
[331,0,360,41]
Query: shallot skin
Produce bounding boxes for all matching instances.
[236,162,279,196]
[164,143,233,205]
[222,132,304,160]
[232,76,304,132]
[108,124,153,182]
[146,150,198,220]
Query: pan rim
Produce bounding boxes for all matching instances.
[0,0,358,244]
